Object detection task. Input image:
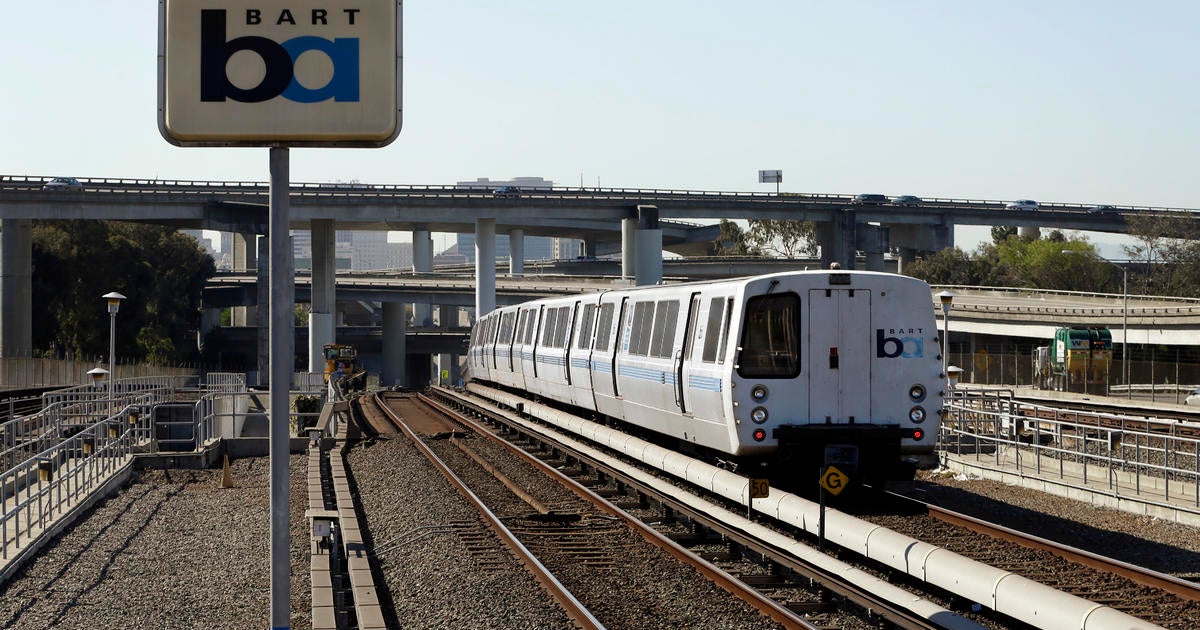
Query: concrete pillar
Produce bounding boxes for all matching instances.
[0,219,32,358]
[621,217,637,279]
[509,228,524,276]
[634,206,662,286]
[381,301,406,387]
[437,304,452,328]
[308,219,336,373]
[579,239,598,258]
[231,232,257,326]
[859,223,888,272]
[412,228,433,326]
[475,218,496,316]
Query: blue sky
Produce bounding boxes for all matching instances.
[4,2,1197,254]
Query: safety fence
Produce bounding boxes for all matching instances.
[1,405,147,562]
[940,390,1200,511]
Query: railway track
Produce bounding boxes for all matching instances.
[409,388,991,629]
[865,492,1200,628]
[359,390,814,629]
[436,384,1192,629]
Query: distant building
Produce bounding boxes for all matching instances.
[453,177,579,264]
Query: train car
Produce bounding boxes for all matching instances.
[467,270,944,488]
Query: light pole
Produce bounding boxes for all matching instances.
[936,290,956,381]
[1062,251,1128,398]
[103,292,126,410]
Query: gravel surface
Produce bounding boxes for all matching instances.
[346,436,574,630]
[911,467,1200,578]
[0,456,312,630]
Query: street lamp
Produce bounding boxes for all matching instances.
[103,292,126,406]
[935,290,956,381]
[1062,251,1128,398]
[87,366,108,388]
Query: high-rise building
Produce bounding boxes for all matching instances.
[453,177,579,264]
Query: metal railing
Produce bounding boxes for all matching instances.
[941,392,1200,510]
[2,409,146,560]
[203,372,247,393]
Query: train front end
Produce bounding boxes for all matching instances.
[727,270,943,488]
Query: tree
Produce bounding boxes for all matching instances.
[712,219,760,256]
[31,220,216,364]
[745,219,817,258]
[1123,214,1200,297]
[903,247,979,286]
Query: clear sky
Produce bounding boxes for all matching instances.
[4,2,1197,254]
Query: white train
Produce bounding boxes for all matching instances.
[466,270,943,488]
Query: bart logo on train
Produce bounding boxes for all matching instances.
[876,329,924,358]
[199,9,361,103]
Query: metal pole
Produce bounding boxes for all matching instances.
[1122,266,1129,399]
[108,312,116,415]
[268,146,291,630]
[941,305,950,378]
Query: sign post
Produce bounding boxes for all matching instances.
[817,445,855,552]
[159,4,401,629]
[758,169,783,194]
[748,478,769,520]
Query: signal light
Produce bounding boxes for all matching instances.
[912,429,925,441]
[752,429,766,441]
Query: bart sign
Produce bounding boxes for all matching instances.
[159,0,402,147]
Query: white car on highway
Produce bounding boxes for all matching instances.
[1186,387,1200,407]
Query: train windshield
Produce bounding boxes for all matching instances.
[737,293,800,378]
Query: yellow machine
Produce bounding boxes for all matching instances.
[323,344,358,384]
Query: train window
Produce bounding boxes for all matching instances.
[542,309,557,347]
[737,293,800,378]
[684,295,701,360]
[524,310,537,344]
[595,303,615,351]
[630,301,654,356]
[701,297,724,363]
[717,298,733,364]
[650,300,679,358]
[578,304,596,349]
[555,307,571,347]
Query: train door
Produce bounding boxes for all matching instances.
[807,289,871,423]
[613,297,629,396]
[676,293,702,413]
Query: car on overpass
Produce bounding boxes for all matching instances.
[1005,199,1039,211]
[1186,387,1200,407]
[42,177,83,191]
[493,186,521,198]
[851,193,888,205]
[892,195,923,206]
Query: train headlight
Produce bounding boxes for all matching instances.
[751,385,769,402]
[909,406,927,424]
[908,384,926,403]
[751,407,769,424]
[752,428,767,441]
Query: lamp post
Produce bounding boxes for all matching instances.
[103,292,125,411]
[1062,251,1128,398]
[935,290,956,381]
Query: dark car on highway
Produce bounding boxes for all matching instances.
[42,177,83,191]
[892,195,923,206]
[493,186,521,198]
[851,193,888,205]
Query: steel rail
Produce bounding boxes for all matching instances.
[420,390,934,630]
[371,392,605,630]
[899,494,1200,602]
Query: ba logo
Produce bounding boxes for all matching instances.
[199,10,359,103]
[876,329,923,358]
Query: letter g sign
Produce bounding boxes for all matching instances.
[199,10,360,103]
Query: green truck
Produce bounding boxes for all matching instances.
[1032,326,1112,392]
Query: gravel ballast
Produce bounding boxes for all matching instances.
[0,455,312,630]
